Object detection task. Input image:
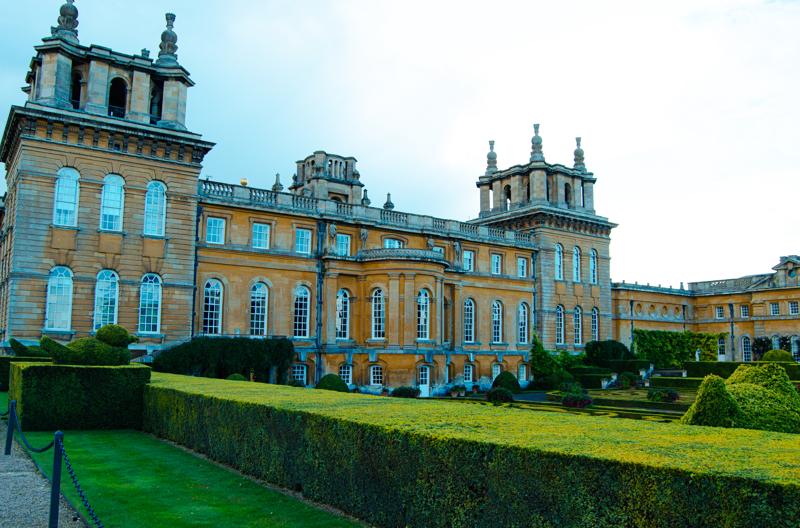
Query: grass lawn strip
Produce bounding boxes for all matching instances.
[23,428,364,528]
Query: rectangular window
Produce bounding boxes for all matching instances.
[338,364,353,385]
[770,302,780,316]
[517,257,527,278]
[518,364,527,382]
[491,364,501,380]
[463,250,475,272]
[252,223,270,249]
[335,234,351,256]
[463,364,474,383]
[291,364,307,385]
[383,238,404,249]
[205,217,225,245]
[370,366,383,386]
[432,246,444,255]
[715,306,725,319]
[790,301,799,316]
[740,305,750,318]
[491,254,502,275]
[295,228,312,255]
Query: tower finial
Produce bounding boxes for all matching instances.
[383,193,395,210]
[361,189,371,206]
[485,140,498,175]
[272,173,284,192]
[530,123,544,162]
[156,13,179,66]
[573,137,586,171]
[51,0,79,43]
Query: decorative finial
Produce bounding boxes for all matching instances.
[156,13,179,66]
[140,48,151,58]
[361,189,371,206]
[485,140,497,176]
[383,193,394,210]
[573,137,585,171]
[240,178,249,187]
[51,0,79,43]
[272,173,284,192]
[530,123,544,162]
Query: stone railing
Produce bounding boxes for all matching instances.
[357,248,448,263]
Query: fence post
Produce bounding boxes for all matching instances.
[48,431,63,528]
[4,400,16,455]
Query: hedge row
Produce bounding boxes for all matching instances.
[650,377,704,389]
[605,359,653,373]
[9,363,151,430]
[633,329,724,368]
[143,373,800,528]
[0,356,51,391]
[684,361,800,380]
[570,372,609,389]
[589,396,690,412]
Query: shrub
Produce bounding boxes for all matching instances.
[226,373,247,381]
[684,361,800,380]
[316,373,349,392]
[761,349,794,363]
[567,365,613,376]
[561,381,592,408]
[0,356,51,391]
[52,337,130,366]
[9,362,151,430]
[486,387,513,404]
[727,363,800,402]
[554,350,586,370]
[40,336,70,358]
[144,373,800,528]
[8,338,48,358]
[95,324,138,347]
[633,329,724,368]
[618,371,639,389]
[529,333,572,389]
[491,371,521,394]
[569,372,607,389]
[390,386,420,398]
[584,340,632,367]
[727,383,800,434]
[605,359,652,373]
[649,377,704,390]
[647,388,679,403]
[287,379,305,387]
[681,376,741,428]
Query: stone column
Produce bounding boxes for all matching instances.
[492,180,503,210]
[583,181,595,212]
[388,273,401,347]
[84,60,110,115]
[479,184,490,213]
[325,273,338,345]
[435,277,444,346]
[453,284,463,350]
[128,69,152,124]
[356,276,367,344]
[402,273,416,346]
[35,52,72,108]
[158,79,188,130]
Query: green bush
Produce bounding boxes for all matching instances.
[486,387,514,404]
[8,338,48,358]
[144,373,800,528]
[0,356,51,391]
[316,373,349,392]
[649,377,704,389]
[40,336,70,358]
[761,349,794,363]
[570,372,608,389]
[567,365,613,376]
[605,359,652,373]
[153,337,294,383]
[390,386,420,398]
[529,333,573,389]
[684,361,800,380]
[50,337,130,366]
[727,363,800,403]
[491,371,521,394]
[95,324,138,347]
[618,371,639,389]
[633,329,725,368]
[287,379,305,387]
[681,376,741,428]
[584,340,632,367]
[226,373,247,381]
[727,383,800,434]
[9,362,151,430]
[647,388,679,403]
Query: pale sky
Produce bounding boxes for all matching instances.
[1,1,797,287]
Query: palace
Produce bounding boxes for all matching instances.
[0,3,796,393]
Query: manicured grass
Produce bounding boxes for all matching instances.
[23,429,362,528]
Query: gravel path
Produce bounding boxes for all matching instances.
[0,420,86,528]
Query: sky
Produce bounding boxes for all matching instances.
[1,0,797,287]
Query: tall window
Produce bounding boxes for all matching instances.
[791,336,799,361]
[589,249,598,284]
[138,273,162,334]
[252,223,270,249]
[517,257,528,278]
[491,363,502,380]
[99,174,124,231]
[205,217,226,245]
[492,301,503,344]
[790,301,799,316]
[143,181,166,236]
[293,286,310,338]
[336,289,350,339]
[591,307,599,342]
[295,228,312,255]
[463,250,475,272]
[370,365,383,386]
[717,336,726,357]
[518,364,527,382]
[417,290,430,340]
[770,302,780,316]
[572,247,581,282]
[463,299,475,343]
[108,77,128,117]
[45,266,73,330]
[463,364,474,383]
[339,364,353,385]
[555,305,565,345]
[93,270,118,330]
[771,335,780,350]
[491,254,503,275]
[291,364,307,385]
[742,336,752,362]
[518,303,529,344]
[715,306,725,319]
[249,282,268,336]
[555,244,564,281]
[202,279,223,335]
[573,306,582,345]
[335,234,351,257]
[53,167,80,227]
[740,305,750,318]
[371,289,385,339]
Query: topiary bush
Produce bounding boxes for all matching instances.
[226,373,247,381]
[727,382,800,434]
[316,373,349,392]
[9,338,48,358]
[681,375,741,428]
[647,388,679,403]
[95,324,138,347]
[491,370,521,394]
[633,329,724,368]
[761,349,794,363]
[529,333,573,389]
[51,337,130,366]
[390,386,420,398]
[486,387,513,404]
[618,371,639,389]
[585,340,633,367]
[727,363,800,401]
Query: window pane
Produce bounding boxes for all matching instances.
[296,228,312,254]
[252,223,270,249]
[93,270,118,330]
[138,274,162,334]
[249,283,268,336]
[202,280,223,335]
[293,286,310,338]
[370,365,383,385]
[463,300,474,343]
[335,234,351,256]
[492,302,502,343]
[144,182,166,236]
[100,175,124,231]
[336,290,349,339]
[338,364,352,385]
[372,290,385,339]
[206,217,225,244]
[46,267,73,330]
[463,250,474,272]
[417,290,430,340]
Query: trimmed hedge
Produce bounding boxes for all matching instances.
[144,373,800,528]
[633,329,725,368]
[605,359,652,373]
[491,371,521,394]
[680,376,740,428]
[0,356,51,391]
[584,340,632,367]
[487,387,514,403]
[567,365,612,376]
[571,372,609,389]
[762,349,794,362]
[316,374,349,392]
[58,337,131,365]
[8,338,48,358]
[9,362,151,430]
[684,361,800,380]
[649,377,704,389]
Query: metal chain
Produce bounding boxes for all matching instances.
[60,439,104,528]
[13,416,54,453]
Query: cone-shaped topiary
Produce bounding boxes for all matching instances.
[760,349,794,363]
[491,370,521,394]
[680,375,740,428]
[315,373,349,392]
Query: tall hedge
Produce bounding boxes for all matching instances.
[584,340,632,367]
[9,363,151,430]
[0,356,51,391]
[152,337,294,383]
[633,330,726,368]
[144,373,800,528]
[684,361,800,380]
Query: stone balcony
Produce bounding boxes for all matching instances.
[355,248,449,264]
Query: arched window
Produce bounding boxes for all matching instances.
[717,336,726,358]
[555,244,564,281]
[338,364,353,385]
[564,183,572,206]
[138,273,162,334]
[463,299,475,343]
[371,289,385,339]
[572,246,581,283]
[53,167,80,227]
[491,301,503,344]
[417,289,430,340]
[144,181,167,236]
[589,249,598,284]
[100,174,125,231]
[249,282,268,336]
[108,77,128,118]
[293,285,310,338]
[369,364,383,386]
[591,307,599,342]
[149,81,164,125]
[70,72,82,109]
[573,306,583,345]
[555,305,565,345]
[503,185,511,210]
[741,336,752,362]
[518,303,529,344]
[203,279,223,335]
[93,270,119,330]
[45,266,73,330]
[336,289,350,339]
